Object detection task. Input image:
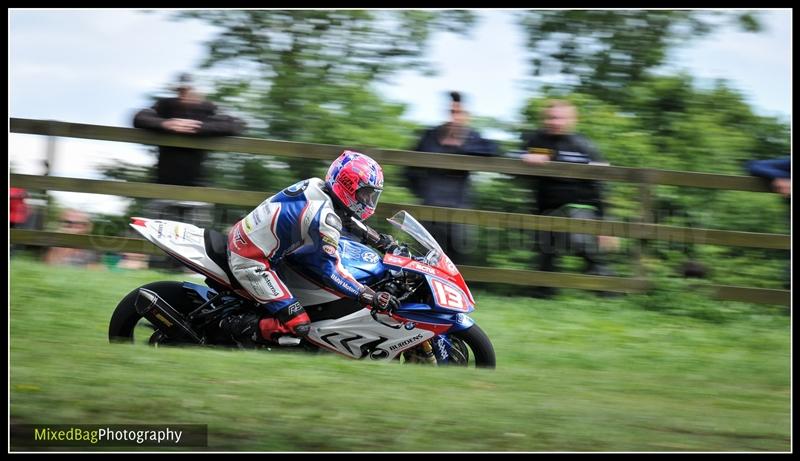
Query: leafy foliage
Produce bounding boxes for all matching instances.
[516,10,762,106]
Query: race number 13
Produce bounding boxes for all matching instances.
[431,279,467,311]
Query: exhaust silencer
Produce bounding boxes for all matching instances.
[135,288,203,343]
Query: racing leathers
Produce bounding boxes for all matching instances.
[226,177,393,343]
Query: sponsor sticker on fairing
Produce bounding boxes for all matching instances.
[410,261,437,276]
[323,244,337,256]
[362,251,379,263]
[384,254,408,266]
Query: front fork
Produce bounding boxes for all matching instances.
[431,334,453,365]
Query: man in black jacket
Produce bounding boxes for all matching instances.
[134,74,246,269]
[133,73,246,187]
[406,91,498,264]
[521,99,617,297]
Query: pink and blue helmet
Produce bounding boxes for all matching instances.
[325,150,384,221]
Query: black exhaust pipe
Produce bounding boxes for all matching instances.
[135,288,204,344]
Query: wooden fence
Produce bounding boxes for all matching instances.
[9,118,790,306]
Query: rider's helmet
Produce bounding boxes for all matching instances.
[325,150,384,221]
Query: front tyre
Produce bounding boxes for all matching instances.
[441,324,496,369]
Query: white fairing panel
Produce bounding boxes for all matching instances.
[306,309,435,360]
[130,218,231,285]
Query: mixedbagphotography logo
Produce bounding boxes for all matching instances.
[10,424,208,449]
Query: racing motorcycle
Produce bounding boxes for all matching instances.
[109,210,496,368]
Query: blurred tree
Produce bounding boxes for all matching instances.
[103,11,478,231]
[174,10,475,144]
[516,10,762,106]
[169,10,477,216]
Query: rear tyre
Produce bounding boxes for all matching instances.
[108,281,193,344]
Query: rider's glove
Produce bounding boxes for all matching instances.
[358,287,400,312]
[375,233,399,253]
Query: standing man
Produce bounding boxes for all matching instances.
[521,99,617,297]
[406,91,498,264]
[133,73,246,188]
[133,73,246,269]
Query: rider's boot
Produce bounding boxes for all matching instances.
[259,301,311,342]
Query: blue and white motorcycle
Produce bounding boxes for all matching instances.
[109,210,495,368]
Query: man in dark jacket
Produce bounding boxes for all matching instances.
[521,99,617,297]
[745,156,790,288]
[134,73,246,269]
[406,91,498,264]
[133,73,246,187]
[745,156,791,200]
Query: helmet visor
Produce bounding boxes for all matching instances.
[356,187,382,208]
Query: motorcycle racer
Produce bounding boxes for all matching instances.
[221,150,400,346]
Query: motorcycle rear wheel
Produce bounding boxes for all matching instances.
[108,281,193,345]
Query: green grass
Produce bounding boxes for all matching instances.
[10,259,790,451]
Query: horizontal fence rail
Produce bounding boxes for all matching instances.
[10,174,790,250]
[9,118,791,307]
[11,118,774,191]
[11,230,788,305]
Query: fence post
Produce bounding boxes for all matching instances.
[635,169,654,279]
[43,134,58,230]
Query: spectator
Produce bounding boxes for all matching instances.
[9,187,29,229]
[44,209,99,267]
[520,99,618,298]
[746,157,791,200]
[134,73,245,271]
[405,91,499,264]
[10,187,30,257]
[745,156,790,288]
[133,73,246,187]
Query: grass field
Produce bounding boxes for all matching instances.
[10,258,791,452]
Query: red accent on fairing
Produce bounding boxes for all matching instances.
[429,278,470,312]
[383,254,450,280]
[382,253,471,302]
[385,311,452,335]
[412,322,451,335]
[130,217,148,227]
[451,272,476,305]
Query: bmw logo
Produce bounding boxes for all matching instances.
[362,251,380,263]
[404,322,416,330]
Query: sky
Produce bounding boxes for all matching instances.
[8,9,792,215]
